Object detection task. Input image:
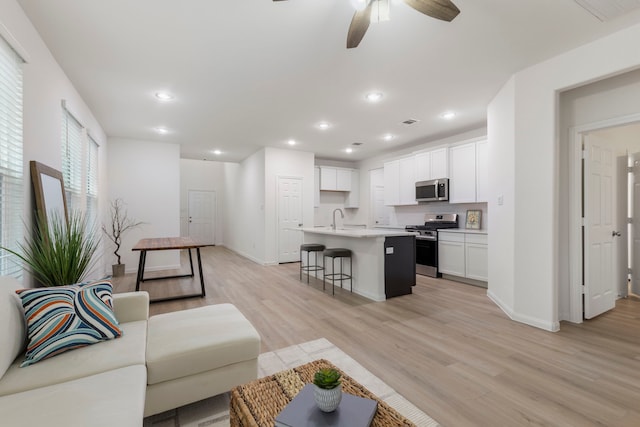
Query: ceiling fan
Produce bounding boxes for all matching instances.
[273,0,460,49]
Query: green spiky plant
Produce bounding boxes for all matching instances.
[1,211,100,287]
[313,368,342,390]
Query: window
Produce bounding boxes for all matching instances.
[61,103,99,227]
[61,108,83,212]
[0,36,24,278]
[86,135,99,226]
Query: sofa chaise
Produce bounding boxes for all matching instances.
[0,275,261,426]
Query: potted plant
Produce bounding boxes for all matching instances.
[313,367,342,412]
[1,211,100,287]
[102,198,142,277]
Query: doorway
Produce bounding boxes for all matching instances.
[277,177,303,263]
[370,168,389,226]
[188,190,216,245]
[570,119,640,322]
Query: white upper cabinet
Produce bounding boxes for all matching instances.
[320,167,337,191]
[415,147,449,182]
[448,139,488,204]
[415,152,431,182]
[336,168,352,191]
[384,160,400,206]
[319,167,352,192]
[384,157,417,206]
[430,147,449,179]
[399,157,417,205]
[449,142,477,203]
[475,139,489,203]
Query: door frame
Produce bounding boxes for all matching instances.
[568,112,640,323]
[276,175,304,264]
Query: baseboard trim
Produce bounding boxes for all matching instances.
[487,290,559,332]
[221,245,267,266]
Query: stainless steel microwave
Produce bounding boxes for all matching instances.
[415,178,449,202]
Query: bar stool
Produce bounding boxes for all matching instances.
[323,248,352,295]
[299,243,325,283]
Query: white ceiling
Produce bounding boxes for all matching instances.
[16,0,640,162]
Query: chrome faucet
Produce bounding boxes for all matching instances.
[332,208,344,230]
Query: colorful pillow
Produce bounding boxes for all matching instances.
[15,280,122,367]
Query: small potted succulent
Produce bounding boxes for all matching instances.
[313,367,342,412]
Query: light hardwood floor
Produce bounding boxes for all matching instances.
[113,246,640,427]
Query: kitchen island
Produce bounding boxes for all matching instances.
[300,227,416,301]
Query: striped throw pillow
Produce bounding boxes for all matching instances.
[15,280,123,367]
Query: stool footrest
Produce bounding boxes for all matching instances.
[324,273,351,281]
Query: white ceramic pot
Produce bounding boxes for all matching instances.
[313,384,342,412]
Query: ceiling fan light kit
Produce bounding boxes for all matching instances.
[273,0,459,49]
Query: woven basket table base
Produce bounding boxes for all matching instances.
[230,359,415,427]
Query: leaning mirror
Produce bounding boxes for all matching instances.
[30,161,68,227]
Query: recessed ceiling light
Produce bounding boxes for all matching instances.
[365,92,383,102]
[154,127,169,134]
[155,92,174,101]
[383,134,395,141]
[440,111,456,120]
[317,122,331,130]
[213,150,222,155]
[288,139,297,146]
[345,148,353,154]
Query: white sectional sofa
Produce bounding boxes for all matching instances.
[0,275,261,427]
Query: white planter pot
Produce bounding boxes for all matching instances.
[313,384,342,412]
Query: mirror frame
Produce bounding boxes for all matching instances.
[30,160,68,225]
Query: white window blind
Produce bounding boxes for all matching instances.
[61,108,83,212]
[86,135,98,226]
[0,37,24,278]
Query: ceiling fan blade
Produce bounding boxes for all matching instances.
[347,2,373,49]
[403,0,460,22]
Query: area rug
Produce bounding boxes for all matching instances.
[144,338,439,427]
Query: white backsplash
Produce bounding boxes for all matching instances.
[389,202,488,230]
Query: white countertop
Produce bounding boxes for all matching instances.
[300,227,415,238]
[438,228,488,234]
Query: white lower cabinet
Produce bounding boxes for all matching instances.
[437,233,465,276]
[438,231,488,282]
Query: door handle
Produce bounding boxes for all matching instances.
[612,231,622,237]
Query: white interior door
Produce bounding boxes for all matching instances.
[631,153,640,295]
[616,155,629,299]
[584,134,616,319]
[188,190,216,245]
[278,177,303,263]
[370,168,389,226]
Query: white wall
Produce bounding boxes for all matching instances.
[264,147,315,264]
[486,76,516,317]
[223,150,266,264]
[107,138,181,273]
[179,159,226,246]
[0,0,108,282]
[488,20,640,331]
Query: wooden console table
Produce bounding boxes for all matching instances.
[132,237,209,303]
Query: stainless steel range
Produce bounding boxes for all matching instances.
[405,213,458,277]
